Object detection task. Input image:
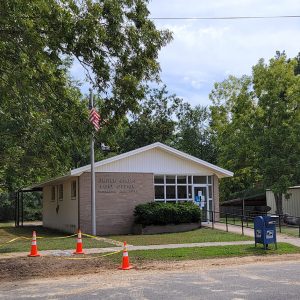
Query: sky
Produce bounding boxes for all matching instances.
[71,0,300,106]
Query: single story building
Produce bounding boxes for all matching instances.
[266,186,300,217]
[29,142,233,235]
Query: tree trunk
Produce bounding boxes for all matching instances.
[274,193,283,216]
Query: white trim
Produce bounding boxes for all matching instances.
[27,174,73,189]
[154,174,212,202]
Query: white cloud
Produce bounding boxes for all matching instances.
[70,1,300,106]
[148,0,300,106]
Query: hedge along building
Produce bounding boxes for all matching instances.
[29,142,233,235]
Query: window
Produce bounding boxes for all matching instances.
[188,185,193,199]
[154,175,190,202]
[51,186,56,202]
[166,175,175,184]
[208,176,212,184]
[177,185,187,199]
[177,176,186,184]
[154,175,213,203]
[166,185,176,199]
[58,184,63,201]
[155,185,164,200]
[208,185,212,198]
[193,176,207,184]
[154,175,164,184]
[71,180,76,199]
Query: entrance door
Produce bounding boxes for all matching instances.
[193,186,209,222]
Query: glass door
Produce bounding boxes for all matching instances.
[193,186,209,222]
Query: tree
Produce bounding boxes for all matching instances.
[175,104,216,163]
[0,0,172,217]
[209,75,259,201]
[252,54,300,215]
[209,53,300,214]
[116,85,182,152]
[1,0,172,113]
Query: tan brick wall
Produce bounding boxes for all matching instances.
[79,172,154,235]
[213,175,220,221]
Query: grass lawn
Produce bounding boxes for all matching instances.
[107,242,300,263]
[0,224,115,253]
[110,227,252,246]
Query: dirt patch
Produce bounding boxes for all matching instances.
[1,253,300,283]
[0,256,117,282]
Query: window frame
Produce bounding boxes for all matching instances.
[71,180,77,200]
[58,184,63,201]
[154,175,213,203]
[50,186,56,202]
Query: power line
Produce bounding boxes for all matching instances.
[6,14,300,21]
[151,15,300,20]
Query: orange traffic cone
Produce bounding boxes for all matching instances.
[118,241,133,270]
[73,229,85,254]
[28,231,41,257]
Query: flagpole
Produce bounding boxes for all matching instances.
[89,89,96,236]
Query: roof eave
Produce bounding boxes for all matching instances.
[70,142,234,178]
[24,172,73,189]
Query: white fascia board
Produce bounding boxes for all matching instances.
[71,142,233,178]
[157,143,234,178]
[26,173,73,189]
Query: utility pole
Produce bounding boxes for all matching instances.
[89,89,96,236]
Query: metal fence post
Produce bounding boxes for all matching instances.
[226,213,228,232]
[212,210,214,229]
[241,215,244,236]
[279,215,282,233]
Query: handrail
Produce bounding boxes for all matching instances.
[206,209,300,238]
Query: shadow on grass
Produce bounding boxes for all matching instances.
[0,225,114,253]
[0,225,69,238]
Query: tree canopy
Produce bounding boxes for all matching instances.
[0,0,172,194]
[210,53,300,214]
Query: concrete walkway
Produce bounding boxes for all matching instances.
[204,223,300,247]
[0,240,254,259]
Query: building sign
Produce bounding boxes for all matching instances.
[97,176,137,194]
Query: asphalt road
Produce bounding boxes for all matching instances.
[1,261,300,300]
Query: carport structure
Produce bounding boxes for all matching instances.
[14,187,42,227]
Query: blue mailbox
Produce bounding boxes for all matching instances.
[254,215,278,250]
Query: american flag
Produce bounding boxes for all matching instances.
[89,108,100,131]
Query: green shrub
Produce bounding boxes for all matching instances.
[134,202,201,226]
